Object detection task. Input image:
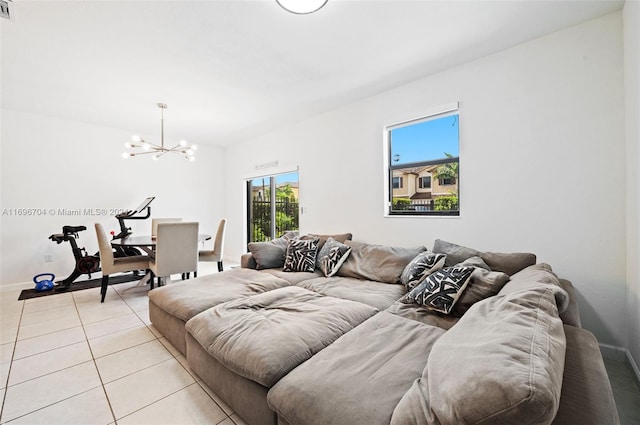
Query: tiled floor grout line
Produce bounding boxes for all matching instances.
[75,293,119,425]
[106,283,235,425]
[0,298,25,424]
[1,269,241,425]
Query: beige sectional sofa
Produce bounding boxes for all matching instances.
[148,235,619,425]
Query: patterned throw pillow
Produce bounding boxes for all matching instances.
[401,266,474,314]
[283,238,319,272]
[318,239,352,277]
[401,252,447,290]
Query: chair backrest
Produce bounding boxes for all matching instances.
[212,218,227,257]
[154,221,199,277]
[151,218,182,238]
[95,223,114,273]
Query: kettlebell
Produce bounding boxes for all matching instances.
[33,273,55,292]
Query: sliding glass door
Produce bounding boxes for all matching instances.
[247,172,299,243]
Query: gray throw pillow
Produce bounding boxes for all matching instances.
[400,252,447,290]
[401,266,475,314]
[283,238,319,273]
[247,231,298,270]
[318,239,352,277]
[432,239,481,267]
[452,266,510,317]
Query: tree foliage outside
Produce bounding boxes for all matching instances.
[392,198,413,211]
[434,195,458,211]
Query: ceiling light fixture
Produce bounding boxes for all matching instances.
[276,0,327,15]
[122,103,197,161]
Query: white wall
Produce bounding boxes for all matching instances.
[624,0,640,372]
[0,109,225,285]
[225,13,627,347]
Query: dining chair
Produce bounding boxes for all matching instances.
[196,218,227,277]
[151,218,182,239]
[95,223,151,303]
[150,221,199,285]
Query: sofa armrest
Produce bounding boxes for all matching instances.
[558,279,581,328]
[552,325,619,425]
[241,253,257,269]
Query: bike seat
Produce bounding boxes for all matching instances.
[63,225,86,234]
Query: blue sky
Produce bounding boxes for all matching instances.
[391,113,459,165]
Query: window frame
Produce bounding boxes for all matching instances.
[383,102,460,218]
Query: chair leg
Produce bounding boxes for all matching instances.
[100,275,109,303]
[194,271,197,278]
[149,270,154,290]
[218,261,223,272]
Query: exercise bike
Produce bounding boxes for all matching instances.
[49,225,100,291]
[47,197,156,290]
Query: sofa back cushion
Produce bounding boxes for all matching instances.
[337,241,427,284]
[433,239,536,275]
[300,232,353,254]
[391,285,566,425]
[499,263,570,314]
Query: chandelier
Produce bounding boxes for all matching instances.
[276,0,327,14]
[122,103,197,161]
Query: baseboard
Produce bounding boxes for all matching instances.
[600,343,640,388]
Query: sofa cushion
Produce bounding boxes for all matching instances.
[297,276,406,310]
[499,263,569,314]
[401,266,474,314]
[268,312,445,425]
[391,285,566,425]
[337,241,427,283]
[148,268,291,323]
[247,231,298,270]
[433,239,536,275]
[480,251,537,276]
[317,238,352,277]
[401,252,446,290]
[185,286,377,387]
[385,301,460,331]
[283,238,319,272]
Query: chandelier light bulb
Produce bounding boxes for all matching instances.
[188,156,195,162]
[142,142,151,150]
[153,154,160,160]
[132,135,142,143]
[179,140,187,147]
[124,142,132,148]
[192,144,198,150]
[186,149,194,156]
[122,152,131,159]
[276,0,327,14]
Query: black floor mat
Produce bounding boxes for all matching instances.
[18,274,143,300]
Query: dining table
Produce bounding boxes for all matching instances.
[110,233,211,287]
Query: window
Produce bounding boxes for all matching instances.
[247,171,299,243]
[385,103,459,216]
[439,177,456,186]
[418,176,431,189]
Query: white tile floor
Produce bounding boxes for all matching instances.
[0,263,246,425]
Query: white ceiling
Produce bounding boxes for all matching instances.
[1,0,624,147]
